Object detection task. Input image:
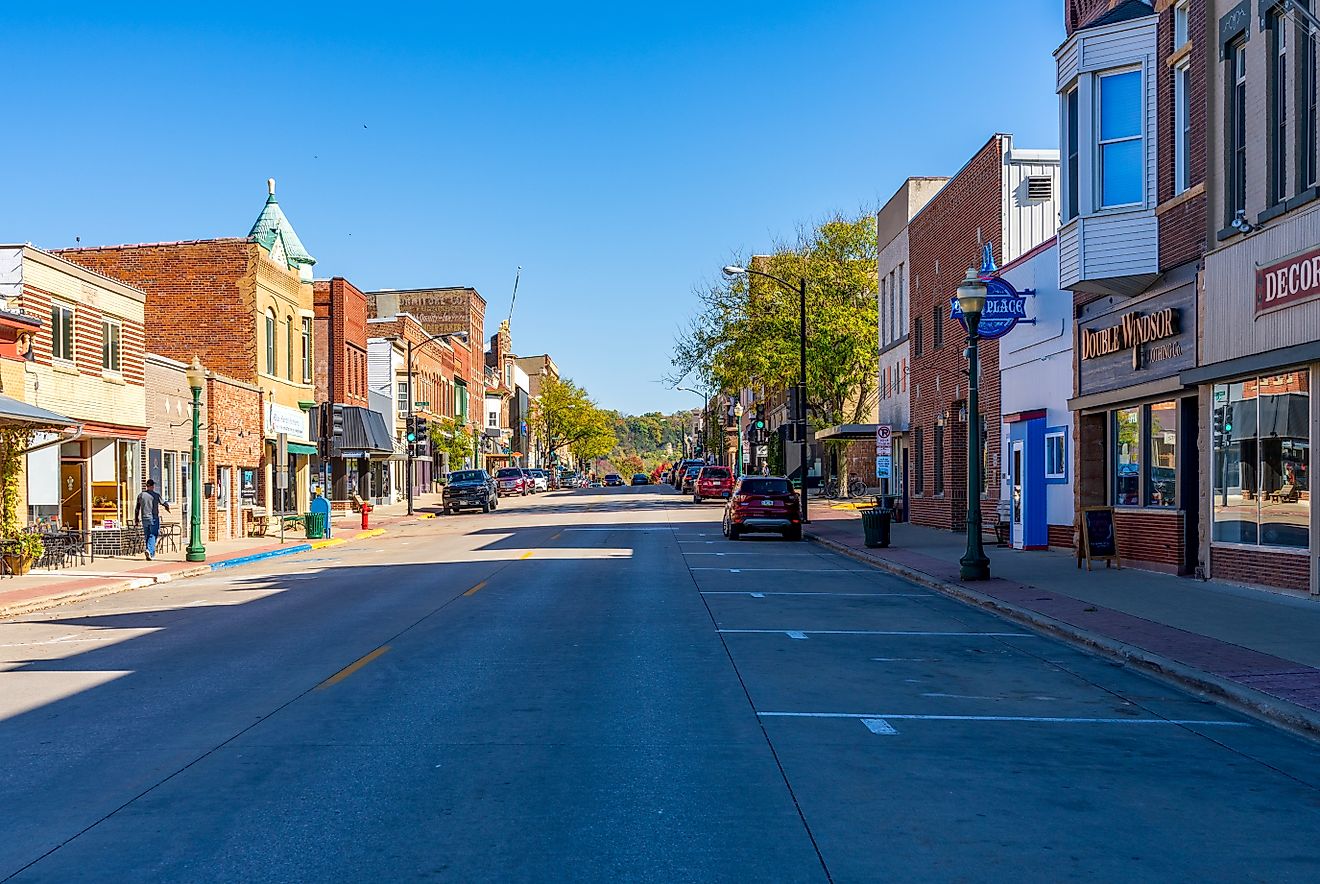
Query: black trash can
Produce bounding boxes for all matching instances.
[860,507,893,549]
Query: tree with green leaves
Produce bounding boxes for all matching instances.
[528,376,618,465]
[671,210,879,487]
[430,417,474,472]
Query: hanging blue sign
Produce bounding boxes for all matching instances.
[947,243,1032,340]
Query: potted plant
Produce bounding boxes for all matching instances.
[0,426,40,574]
[3,532,43,575]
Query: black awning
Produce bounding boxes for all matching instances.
[317,405,395,459]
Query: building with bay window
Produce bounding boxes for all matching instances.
[1056,0,1207,574]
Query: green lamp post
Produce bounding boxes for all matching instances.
[956,267,990,581]
[185,356,206,563]
[734,401,745,476]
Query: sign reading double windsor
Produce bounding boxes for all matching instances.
[948,244,1030,340]
[1075,283,1196,398]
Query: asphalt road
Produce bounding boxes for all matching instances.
[3,485,1320,882]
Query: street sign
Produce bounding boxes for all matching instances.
[414,402,430,409]
[875,424,893,482]
[276,432,289,490]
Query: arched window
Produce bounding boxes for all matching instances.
[265,309,276,375]
[286,316,294,379]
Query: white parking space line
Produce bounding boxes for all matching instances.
[862,718,898,735]
[758,712,1251,727]
[786,631,809,640]
[700,591,929,597]
[718,629,1031,637]
[691,572,865,577]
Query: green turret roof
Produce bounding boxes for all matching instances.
[248,179,315,271]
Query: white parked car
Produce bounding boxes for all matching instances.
[528,469,550,493]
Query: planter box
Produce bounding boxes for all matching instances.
[3,553,34,576]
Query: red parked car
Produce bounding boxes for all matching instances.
[723,476,802,541]
[693,466,733,503]
[495,467,531,497]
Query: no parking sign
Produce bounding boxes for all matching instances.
[875,425,892,482]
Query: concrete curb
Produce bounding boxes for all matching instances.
[806,530,1320,743]
[1,526,391,620]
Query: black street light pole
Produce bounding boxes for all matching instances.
[723,266,809,524]
[956,266,991,581]
[400,329,469,516]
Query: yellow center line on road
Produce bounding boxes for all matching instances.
[316,645,390,690]
[463,580,488,596]
[520,551,535,559]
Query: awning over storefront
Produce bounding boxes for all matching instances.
[814,423,878,441]
[287,442,318,456]
[331,406,394,459]
[0,394,79,430]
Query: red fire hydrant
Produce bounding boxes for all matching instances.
[361,503,372,530]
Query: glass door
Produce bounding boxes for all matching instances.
[1011,441,1024,549]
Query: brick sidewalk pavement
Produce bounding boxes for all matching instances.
[805,504,1320,739]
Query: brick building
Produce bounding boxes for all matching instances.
[312,278,392,503]
[1058,0,1205,574]
[907,135,1059,532]
[0,245,148,531]
[56,180,321,520]
[146,354,263,541]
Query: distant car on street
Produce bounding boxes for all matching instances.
[679,464,704,495]
[527,469,550,493]
[443,469,498,514]
[723,475,802,541]
[692,465,733,503]
[603,473,625,487]
[495,467,531,497]
[631,473,650,486]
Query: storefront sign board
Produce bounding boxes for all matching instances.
[1257,245,1320,315]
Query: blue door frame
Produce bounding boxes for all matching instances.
[1008,417,1048,550]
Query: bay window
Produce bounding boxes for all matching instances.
[1064,86,1080,220]
[1213,371,1310,549]
[1098,70,1143,207]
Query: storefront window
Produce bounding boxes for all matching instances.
[1213,371,1310,548]
[1113,407,1140,505]
[1146,401,1177,507]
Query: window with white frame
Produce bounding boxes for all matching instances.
[488,408,499,428]
[265,310,276,375]
[1063,86,1080,220]
[1098,69,1143,207]
[50,303,74,362]
[162,451,176,504]
[1271,8,1289,206]
[101,318,122,372]
[1175,59,1191,194]
[301,317,313,384]
[397,380,409,412]
[1174,0,1189,48]
[879,276,888,345]
[285,316,294,380]
[1045,430,1067,480]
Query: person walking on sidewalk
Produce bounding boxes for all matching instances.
[134,479,171,561]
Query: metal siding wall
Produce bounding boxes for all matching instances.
[1005,161,1061,264]
[1203,206,1320,363]
[1059,222,1082,287]
[1080,212,1160,278]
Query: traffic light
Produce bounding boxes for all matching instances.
[331,404,345,437]
[1222,405,1233,437]
[405,414,418,443]
[414,416,430,456]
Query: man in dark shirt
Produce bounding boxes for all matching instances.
[134,479,171,561]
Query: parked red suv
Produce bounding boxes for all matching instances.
[723,476,802,541]
[693,466,733,503]
[495,467,530,497]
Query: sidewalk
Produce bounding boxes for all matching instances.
[805,503,1320,739]
[0,493,445,619]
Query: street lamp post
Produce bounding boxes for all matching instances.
[185,356,206,563]
[722,266,809,523]
[956,266,990,581]
[734,402,745,476]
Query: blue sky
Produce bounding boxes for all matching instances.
[2,1,1063,414]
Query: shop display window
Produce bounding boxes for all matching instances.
[1146,401,1177,508]
[1213,371,1310,548]
[1113,407,1140,505]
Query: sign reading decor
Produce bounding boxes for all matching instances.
[1256,245,1320,315]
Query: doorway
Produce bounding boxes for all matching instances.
[1010,440,1024,549]
[60,462,85,529]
